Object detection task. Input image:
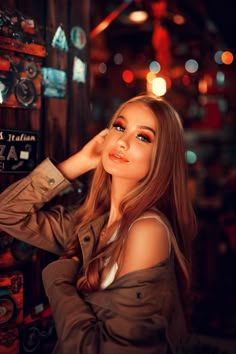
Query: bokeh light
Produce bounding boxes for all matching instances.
[185,59,199,73]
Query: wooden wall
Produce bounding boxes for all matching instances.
[0,0,91,319]
[0,0,91,191]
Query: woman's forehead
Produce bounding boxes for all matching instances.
[118,102,158,129]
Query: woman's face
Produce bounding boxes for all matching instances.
[102,102,158,186]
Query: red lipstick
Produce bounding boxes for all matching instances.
[108,150,129,163]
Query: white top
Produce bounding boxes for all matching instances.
[100,228,119,289]
[100,213,171,290]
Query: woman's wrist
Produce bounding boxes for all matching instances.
[56,152,91,180]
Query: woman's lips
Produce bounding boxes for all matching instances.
[108,151,129,163]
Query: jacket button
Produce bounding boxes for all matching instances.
[48,178,55,186]
[84,236,90,242]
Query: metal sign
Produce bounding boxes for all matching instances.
[0,129,39,173]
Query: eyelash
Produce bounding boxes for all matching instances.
[137,134,151,143]
[112,123,151,143]
[113,122,124,132]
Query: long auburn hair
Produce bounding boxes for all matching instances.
[63,94,197,297]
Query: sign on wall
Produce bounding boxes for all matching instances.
[0,129,39,173]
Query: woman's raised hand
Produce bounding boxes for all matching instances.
[57,129,109,180]
[80,128,109,170]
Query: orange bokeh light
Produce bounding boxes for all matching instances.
[221,51,234,65]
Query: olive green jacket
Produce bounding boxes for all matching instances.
[0,158,188,354]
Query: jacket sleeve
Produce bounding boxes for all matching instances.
[0,158,74,255]
[42,259,171,354]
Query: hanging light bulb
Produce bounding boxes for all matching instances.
[129,10,148,23]
[128,0,148,24]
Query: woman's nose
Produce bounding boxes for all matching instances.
[117,135,129,149]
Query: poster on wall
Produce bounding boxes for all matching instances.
[52,25,68,52]
[0,129,39,173]
[72,57,86,83]
[41,67,67,98]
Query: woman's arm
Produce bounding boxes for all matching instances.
[0,158,73,254]
[0,129,109,254]
[42,259,172,354]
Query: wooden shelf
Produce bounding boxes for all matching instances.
[0,36,46,58]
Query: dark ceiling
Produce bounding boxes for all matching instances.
[91,0,235,62]
[178,0,234,51]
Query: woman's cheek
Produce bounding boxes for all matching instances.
[104,132,114,147]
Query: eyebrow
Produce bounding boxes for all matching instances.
[137,125,156,136]
[116,115,156,136]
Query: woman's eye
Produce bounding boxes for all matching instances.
[113,123,125,132]
[137,134,151,143]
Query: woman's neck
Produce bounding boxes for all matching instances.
[107,203,121,228]
[107,177,136,227]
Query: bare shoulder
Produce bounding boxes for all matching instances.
[128,215,170,255]
[130,213,169,235]
[117,214,170,278]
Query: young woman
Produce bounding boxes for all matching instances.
[0,94,197,354]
